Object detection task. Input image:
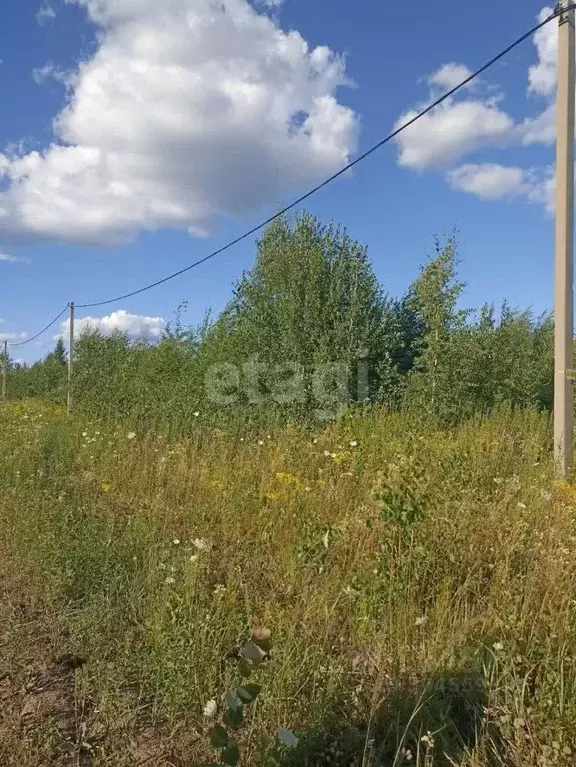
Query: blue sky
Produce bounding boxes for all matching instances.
[0,0,567,361]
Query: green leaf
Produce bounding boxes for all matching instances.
[238,658,252,678]
[237,684,262,704]
[221,740,240,766]
[223,706,243,730]
[226,690,242,711]
[210,726,229,749]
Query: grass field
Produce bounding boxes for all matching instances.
[0,400,575,766]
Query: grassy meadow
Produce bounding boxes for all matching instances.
[0,399,575,766]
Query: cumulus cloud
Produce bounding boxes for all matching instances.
[395,98,514,169]
[528,7,557,97]
[0,0,357,247]
[0,331,27,342]
[428,63,473,91]
[393,6,567,211]
[448,162,555,211]
[56,310,166,341]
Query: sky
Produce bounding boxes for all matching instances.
[0,0,570,361]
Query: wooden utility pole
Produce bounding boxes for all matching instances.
[554,0,575,476]
[67,301,75,416]
[1,340,7,403]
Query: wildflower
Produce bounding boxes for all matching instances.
[415,615,428,627]
[82,431,88,437]
[517,501,527,509]
[540,489,552,502]
[203,698,217,718]
[213,584,226,594]
[101,481,112,493]
[192,538,209,550]
[164,576,175,585]
[258,440,264,446]
[193,411,200,417]
[493,641,504,651]
[349,440,358,448]
[189,554,198,563]
[421,731,435,748]
[127,431,136,440]
[173,538,180,545]
[323,450,331,457]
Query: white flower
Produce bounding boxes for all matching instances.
[349,440,358,448]
[323,450,331,457]
[493,641,504,651]
[172,538,180,545]
[258,440,265,446]
[517,502,527,509]
[415,615,428,627]
[189,554,198,563]
[192,538,209,550]
[203,698,217,718]
[127,432,136,440]
[164,576,175,584]
[193,411,200,417]
[82,431,88,437]
[213,584,226,594]
[540,489,552,502]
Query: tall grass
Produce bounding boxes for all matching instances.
[0,400,574,765]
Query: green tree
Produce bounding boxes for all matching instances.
[206,213,396,411]
[405,235,469,422]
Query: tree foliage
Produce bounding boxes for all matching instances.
[6,213,556,431]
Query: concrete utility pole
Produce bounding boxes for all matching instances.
[1,340,7,403]
[554,0,575,476]
[67,301,75,416]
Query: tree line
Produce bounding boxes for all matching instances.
[6,213,554,430]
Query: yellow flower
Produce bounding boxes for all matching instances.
[101,481,112,493]
[275,472,300,485]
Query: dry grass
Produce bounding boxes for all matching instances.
[0,400,575,766]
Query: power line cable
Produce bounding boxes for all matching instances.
[77,5,568,309]
[8,306,69,347]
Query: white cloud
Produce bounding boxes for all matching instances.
[0,331,27,342]
[56,310,166,341]
[0,253,28,263]
[393,6,568,213]
[32,63,70,86]
[36,2,56,24]
[447,162,555,212]
[428,63,473,91]
[395,98,514,169]
[447,163,532,200]
[0,0,357,246]
[528,7,557,97]
[521,102,556,145]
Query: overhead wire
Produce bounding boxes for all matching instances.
[7,3,574,343]
[7,305,69,347]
